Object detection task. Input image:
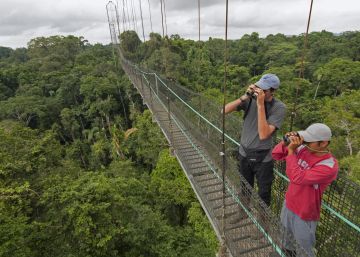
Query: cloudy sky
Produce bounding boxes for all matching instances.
[1,0,359,48]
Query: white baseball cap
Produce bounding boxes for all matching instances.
[298,123,332,142]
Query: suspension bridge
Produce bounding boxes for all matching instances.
[106,1,360,256]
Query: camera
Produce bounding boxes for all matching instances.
[246,89,257,99]
[283,132,300,146]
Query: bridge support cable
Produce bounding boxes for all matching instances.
[124,0,132,31]
[163,0,168,36]
[121,0,128,31]
[159,0,165,38]
[106,1,129,126]
[129,0,138,34]
[198,0,201,42]
[138,0,146,41]
[289,0,314,131]
[147,0,153,33]
[220,0,230,255]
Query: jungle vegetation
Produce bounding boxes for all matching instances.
[0,30,359,256]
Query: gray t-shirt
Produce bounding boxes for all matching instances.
[238,98,286,162]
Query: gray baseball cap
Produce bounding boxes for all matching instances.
[255,74,280,90]
[298,123,332,142]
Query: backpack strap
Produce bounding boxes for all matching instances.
[243,98,275,120]
[243,98,252,120]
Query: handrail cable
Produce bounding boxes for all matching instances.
[147,0,153,32]
[289,0,314,131]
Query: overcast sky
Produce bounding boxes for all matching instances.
[1,0,359,48]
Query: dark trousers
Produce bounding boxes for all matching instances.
[238,154,274,206]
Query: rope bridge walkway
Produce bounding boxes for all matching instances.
[120,59,359,257]
[106,2,360,256]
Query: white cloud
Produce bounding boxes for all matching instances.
[0,0,359,48]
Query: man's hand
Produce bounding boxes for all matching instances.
[255,87,265,105]
[246,84,256,93]
[287,134,304,155]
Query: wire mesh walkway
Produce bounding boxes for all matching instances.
[120,58,360,257]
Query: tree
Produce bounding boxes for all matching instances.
[314,58,360,97]
[123,110,167,169]
[320,91,360,158]
[150,149,195,225]
[0,96,46,127]
[120,31,142,62]
[0,46,12,59]
[263,42,298,67]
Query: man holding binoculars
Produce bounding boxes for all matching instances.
[224,73,286,208]
[272,123,338,257]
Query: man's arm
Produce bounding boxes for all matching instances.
[272,142,288,160]
[256,89,276,140]
[257,102,276,140]
[224,94,248,114]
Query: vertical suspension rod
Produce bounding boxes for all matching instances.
[221,0,229,255]
[159,0,165,37]
[122,0,127,31]
[163,0,168,36]
[138,0,146,41]
[115,4,121,39]
[198,0,201,41]
[289,0,314,131]
[147,0,153,32]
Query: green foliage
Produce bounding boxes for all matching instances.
[314,58,360,97]
[1,30,360,257]
[321,91,360,158]
[264,42,299,67]
[339,154,360,183]
[150,150,195,225]
[188,202,219,253]
[0,95,46,127]
[27,35,86,64]
[120,31,142,62]
[123,110,167,169]
[0,121,62,178]
[0,47,12,59]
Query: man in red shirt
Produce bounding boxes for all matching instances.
[272,123,338,257]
